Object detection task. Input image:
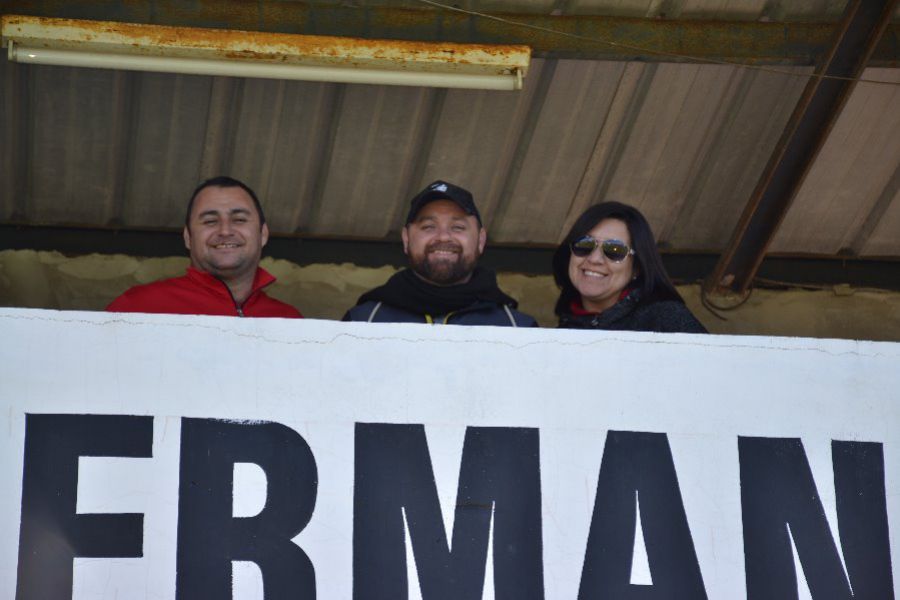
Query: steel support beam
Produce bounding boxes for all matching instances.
[703,0,899,298]
[1,0,898,65]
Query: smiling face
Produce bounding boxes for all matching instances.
[183,185,269,282]
[568,218,636,313]
[402,199,487,286]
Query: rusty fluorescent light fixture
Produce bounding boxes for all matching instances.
[1,15,530,91]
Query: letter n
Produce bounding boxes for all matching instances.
[739,437,894,599]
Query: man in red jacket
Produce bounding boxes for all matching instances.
[107,176,302,318]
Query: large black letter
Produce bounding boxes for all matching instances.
[176,418,317,599]
[740,437,894,599]
[354,424,543,600]
[16,413,153,600]
[578,430,707,600]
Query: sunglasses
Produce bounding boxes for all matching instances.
[570,236,635,262]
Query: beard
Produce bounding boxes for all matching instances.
[409,243,478,286]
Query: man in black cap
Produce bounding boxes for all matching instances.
[343,180,537,326]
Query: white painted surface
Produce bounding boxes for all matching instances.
[1,308,898,598]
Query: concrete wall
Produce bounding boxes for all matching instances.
[2,249,899,341]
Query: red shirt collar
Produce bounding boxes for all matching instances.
[570,287,633,315]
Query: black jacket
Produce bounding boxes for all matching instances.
[558,290,707,333]
[345,299,537,326]
[343,268,537,327]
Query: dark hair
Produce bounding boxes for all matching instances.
[552,201,683,316]
[185,176,265,227]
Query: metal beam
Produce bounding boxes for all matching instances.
[703,0,899,298]
[3,223,900,290]
[1,0,899,65]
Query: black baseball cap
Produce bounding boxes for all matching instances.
[406,180,482,226]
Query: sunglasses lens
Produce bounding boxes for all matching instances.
[570,237,597,257]
[602,241,631,262]
[571,237,633,261]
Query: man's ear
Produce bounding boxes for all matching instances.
[401,226,410,255]
[477,227,487,254]
[261,223,270,248]
[183,226,191,251]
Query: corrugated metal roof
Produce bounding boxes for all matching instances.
[773,67,900,256]
[1,1,899,263]
[346,0,854,20]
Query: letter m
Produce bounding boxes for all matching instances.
[353,424,543,600]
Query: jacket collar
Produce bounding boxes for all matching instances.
[355,267,517,316]
[568,287,635,316]
[184,266,276,298]
[561,289,641,328]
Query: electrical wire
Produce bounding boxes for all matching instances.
[415,0,900,88]
[700,285,752,319]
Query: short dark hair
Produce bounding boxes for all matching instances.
[552,201,683,316]
[185,176,265,227]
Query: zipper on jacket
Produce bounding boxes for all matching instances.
[218,278,246,317]
[423,312,456,325]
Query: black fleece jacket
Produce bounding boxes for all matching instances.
[558,290,707,334]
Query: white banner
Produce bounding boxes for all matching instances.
[1,308,898,599]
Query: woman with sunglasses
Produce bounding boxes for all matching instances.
[552,202,707,333]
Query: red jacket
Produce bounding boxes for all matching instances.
[107,267,302,318]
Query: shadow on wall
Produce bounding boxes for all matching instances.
[1,249,899,341]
